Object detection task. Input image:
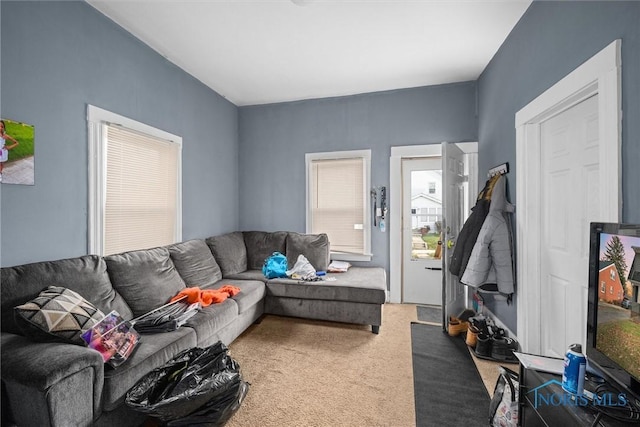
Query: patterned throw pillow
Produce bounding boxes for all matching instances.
[14,286,105,345]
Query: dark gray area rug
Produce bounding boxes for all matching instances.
[411,322,490,427]
[416,305,442,324]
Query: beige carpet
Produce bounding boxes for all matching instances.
[226,304,514,426]
[227,303,417,427]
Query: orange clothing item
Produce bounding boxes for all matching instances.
[170,285,241,307]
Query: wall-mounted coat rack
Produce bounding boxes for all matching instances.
[488,162,509,178]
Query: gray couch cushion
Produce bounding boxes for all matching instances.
[242,231,288,270]
[223,270,266,282]
[206,279,266,314]
[167,239,222,287]
[105,247,186,318]
[1,255,132,334]
[183,299,238,346]
[285,232,330,271]
[206,232,247,276]
[266,267,387,304]
[101,327,197,411]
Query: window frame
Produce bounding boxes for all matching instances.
[305,149,372,262]
[87,105,182,255]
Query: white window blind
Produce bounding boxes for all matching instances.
[307,150,371,260]
[104,125,180,255]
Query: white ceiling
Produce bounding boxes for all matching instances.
[87,0,532,106]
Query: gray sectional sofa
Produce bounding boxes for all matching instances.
[0,231,387,427]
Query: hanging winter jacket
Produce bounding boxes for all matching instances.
[460,174,514,296]
[449,174,501,277]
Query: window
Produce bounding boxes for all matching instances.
[610,286,614,295]
[601,282,606,293]
[306,150,371,261]
[428,182,436,194]
[87,105,182,255]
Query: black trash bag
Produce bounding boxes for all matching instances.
[167,379,249,427]
[125,341,248,423]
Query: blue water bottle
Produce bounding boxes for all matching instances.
[562,343,586,395]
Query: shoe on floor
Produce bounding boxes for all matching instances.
[448,316,468,337]
[491,337,519,362]
[475,333,493,357]
[465,325,480,348]
[457,309,476,322]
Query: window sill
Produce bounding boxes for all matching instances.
[330,252,372,262]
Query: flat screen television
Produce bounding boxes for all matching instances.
[587,222,640,402]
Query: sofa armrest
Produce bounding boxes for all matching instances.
[1,332,105,427]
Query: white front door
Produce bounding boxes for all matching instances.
[402,158,443,305]
[540,94,599,357]
[442,142,470,330]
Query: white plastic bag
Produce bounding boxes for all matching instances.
[286,254,316,279]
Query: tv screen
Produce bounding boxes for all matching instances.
[587,222,640,397]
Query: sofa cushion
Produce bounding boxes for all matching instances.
[105,247,186,318]
[167,239,223,287]
[14,286,105,345]
[206,279,266,315]
[206,232,247,276]
[223,270,267,282]
[285,232,330,272]
[183,298,238,346]
[101,327,197,411]
[1,255,133,334]
[243,231,288,270]
[266,267,387,304]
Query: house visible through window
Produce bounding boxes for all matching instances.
[87,105,182,256]
[306,150,371,261]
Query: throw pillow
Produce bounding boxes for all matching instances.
[14,286,105,345]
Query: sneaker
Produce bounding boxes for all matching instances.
[475,333,493,358]
[457,309,476,322]
[490,337,519,362]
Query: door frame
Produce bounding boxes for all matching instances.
[515,40,622,354]
[389,142,477,304]
[401,157,444,305]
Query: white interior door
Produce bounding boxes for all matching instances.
[515,40,621,355]
[442,142,469,330]
[402,158,443,305]
[540,94,599,357]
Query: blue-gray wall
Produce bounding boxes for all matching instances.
[0,1,239,267]
[3,0,639,336]
[477,0,640,332]
[238,82,478,272]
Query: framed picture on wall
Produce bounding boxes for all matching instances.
[1,118,35,185]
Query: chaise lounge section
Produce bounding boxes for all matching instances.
[0,231,386,427]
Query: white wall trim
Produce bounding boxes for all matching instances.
[86,105,183,255]
[515,40,622,354]
[389,142,477,303]
[305,149,372,261]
